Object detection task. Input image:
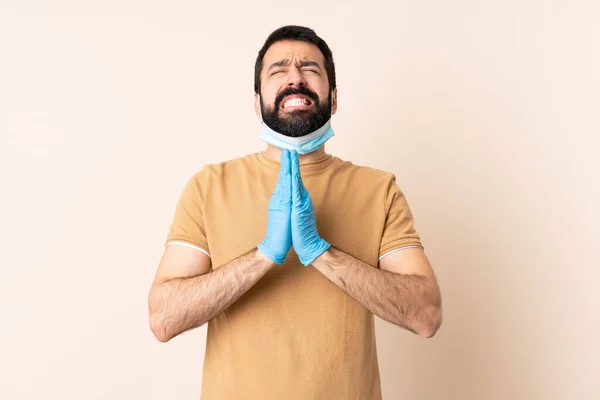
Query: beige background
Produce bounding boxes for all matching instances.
[1,1,599,399]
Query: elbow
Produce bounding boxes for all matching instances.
[150,314,173,343]
[148,286,178,343]
[149,311,208,343]
[148,293,172,342]
[416,304,443,339]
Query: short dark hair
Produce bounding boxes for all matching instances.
[254,25,336,94]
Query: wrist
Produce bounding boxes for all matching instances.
[256,242,286,265]
[300,238,331,266]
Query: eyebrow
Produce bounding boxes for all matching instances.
[267,59,323,73]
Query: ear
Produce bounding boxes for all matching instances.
[254,93,261,119]
[331,88,338,115]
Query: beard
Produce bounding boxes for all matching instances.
[260,86,332,138]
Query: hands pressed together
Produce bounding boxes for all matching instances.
[257,149,331,266]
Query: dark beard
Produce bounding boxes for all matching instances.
[260,87,332,138]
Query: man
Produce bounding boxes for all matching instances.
[148,25,442,400]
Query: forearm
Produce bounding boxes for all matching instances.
[311,246,442,337]
[149,247,275,342]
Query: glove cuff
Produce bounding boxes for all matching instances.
[257,242,285,264]
[300,239,331,266]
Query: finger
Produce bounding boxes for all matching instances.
[290,150,303,205]
[274,149,290,193]
[279,149,290,180]
[280,149,292,204]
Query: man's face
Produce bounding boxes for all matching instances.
[255,40,338,137]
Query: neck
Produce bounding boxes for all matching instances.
[263,144,328,164]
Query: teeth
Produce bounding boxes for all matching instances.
[283,98,310,108]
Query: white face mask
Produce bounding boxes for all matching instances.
[257,95,335,155]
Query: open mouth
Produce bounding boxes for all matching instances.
[279,95,314,111]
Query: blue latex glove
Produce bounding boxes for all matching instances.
[257,149,292,264]
[290,150,331,266]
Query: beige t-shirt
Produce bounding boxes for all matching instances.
[165,151,423,400]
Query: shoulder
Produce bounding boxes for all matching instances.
[330,155,397,187]
[188,152,258,183]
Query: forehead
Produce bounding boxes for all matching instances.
[262,40,325,68]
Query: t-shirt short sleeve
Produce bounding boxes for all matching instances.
[379,175,423,260]
[165,168,210,255]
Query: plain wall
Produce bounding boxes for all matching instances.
[1,1,598,399]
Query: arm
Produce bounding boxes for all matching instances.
[148,245,275,342]
[287,150,442,337]
[149,150,293,343]
[311,246,442,338]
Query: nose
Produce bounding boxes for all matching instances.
[285,65,306,88]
